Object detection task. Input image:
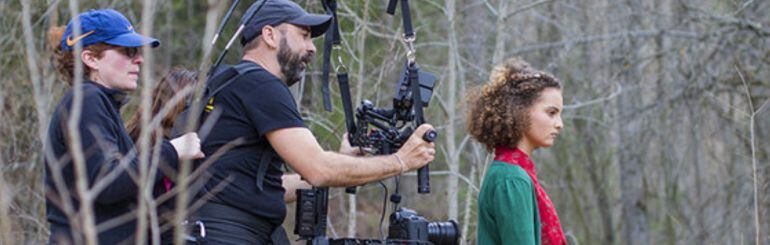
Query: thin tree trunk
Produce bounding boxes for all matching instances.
[460,165,476,245]
[688,101,707,243]
[162,1,174,69]
[0,174,11,244]
[617,86,649,245]
[136,0,159,243]
[445,0,460,222]
[354,0,369,105]
[348,0,370,237]
[617,2,648,244]
[491,0,510,65]
[63,0,98,243]
[173,1,224,244]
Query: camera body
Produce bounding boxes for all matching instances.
[388,208,459,245]
[294,192,460,245]
[388,208,430,242]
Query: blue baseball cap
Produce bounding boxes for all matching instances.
[240,0,332,46]
[60,9,160,51]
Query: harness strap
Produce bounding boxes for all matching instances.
[255,149,273,191]
[196,62,260,135]
[321,0,340,112]
[387,0,415,39]
[337,72,356,137]
[207,62,260,100]
[222,62,274,192]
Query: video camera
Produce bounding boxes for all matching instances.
[293,64,459,245]
[293,0,458,244]
[295,195,458,245]
[388,208,459,245]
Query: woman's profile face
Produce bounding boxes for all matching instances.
[85,47,143,91]
[522,88,563,149]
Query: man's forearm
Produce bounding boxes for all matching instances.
[305,151,403,187]
[269,127,433,188]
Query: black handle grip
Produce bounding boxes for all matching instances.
[417,130,436,193]
[417,167,430,193]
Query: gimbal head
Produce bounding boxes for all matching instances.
[347,62,438,156]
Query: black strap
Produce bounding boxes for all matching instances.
[321,0,357,141]
[172,62,260,137]
[255,149,273,191]
[337,73,356,137]
[399,0,415,39]
[387,0,415,39]
[386,0,397,14]
[328,2,341,45]
[321,29,333,111]
[198,62,259,127]
[207,62,260,99]
[203,62,274,193]
[212,62,273,192]
[321,0,340,112]
[339,72,361,194]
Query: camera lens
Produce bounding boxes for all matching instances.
[427,220,459,245]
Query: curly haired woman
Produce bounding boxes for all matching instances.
[468,57,566,245]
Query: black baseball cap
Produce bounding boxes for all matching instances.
[240,0,332,46]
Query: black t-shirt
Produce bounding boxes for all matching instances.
[198,61,305,226]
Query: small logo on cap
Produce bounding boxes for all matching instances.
[127,25,133,31]
[66,30,96,47]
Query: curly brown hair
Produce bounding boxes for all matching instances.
[465,57,561,150]
[48,26,111,85]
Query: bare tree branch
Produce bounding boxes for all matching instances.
[737,67,761,245]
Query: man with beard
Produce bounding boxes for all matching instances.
[191,0,437,243]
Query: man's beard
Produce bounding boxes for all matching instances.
[277,37,313,86]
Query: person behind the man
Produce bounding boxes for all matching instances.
[192,0,436,243]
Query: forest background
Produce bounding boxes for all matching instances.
[1,0,768,244]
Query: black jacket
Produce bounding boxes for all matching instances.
[45,81,178,244]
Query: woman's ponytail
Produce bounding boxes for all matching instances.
[47,26,75,85]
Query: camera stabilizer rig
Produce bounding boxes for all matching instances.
[294,1,459,245]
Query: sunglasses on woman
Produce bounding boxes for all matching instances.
[115,47,140,59]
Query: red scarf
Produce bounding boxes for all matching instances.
[163,177,173,192]
[495,146,566,245]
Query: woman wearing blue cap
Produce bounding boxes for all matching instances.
[45,9,204,244]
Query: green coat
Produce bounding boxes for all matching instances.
[477,161,541,245]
